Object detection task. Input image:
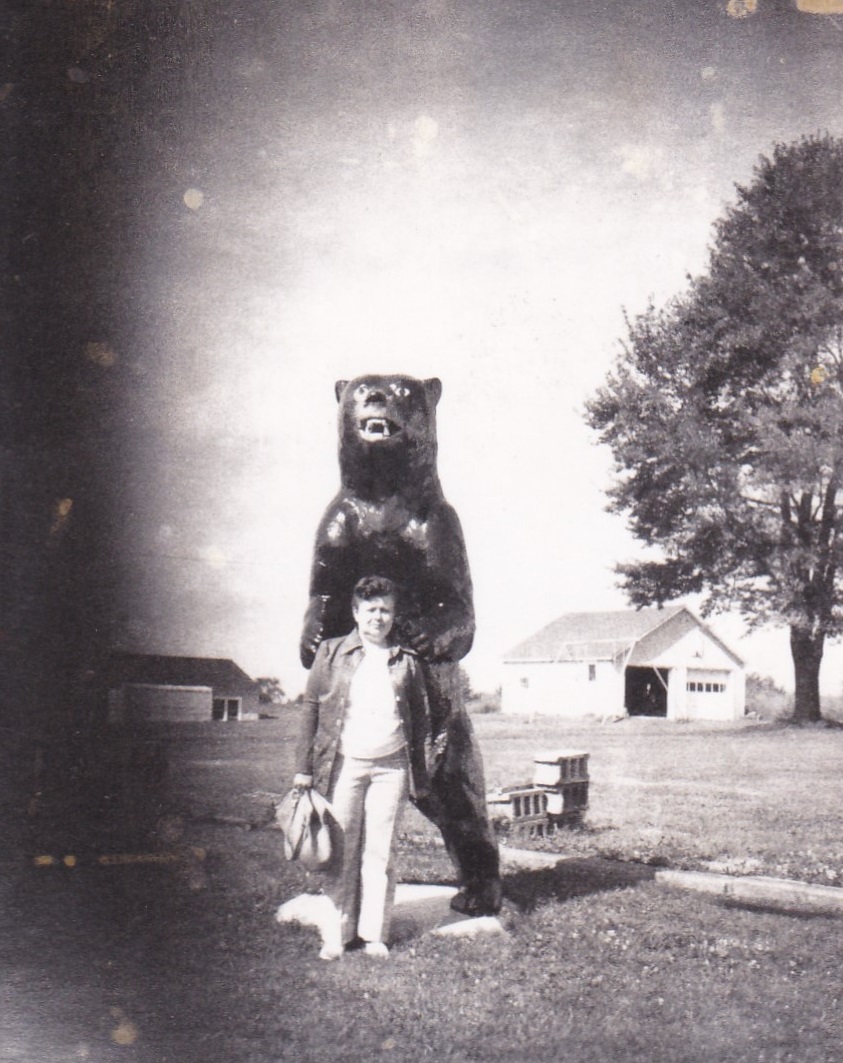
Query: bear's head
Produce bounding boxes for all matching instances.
[335,375,443,500]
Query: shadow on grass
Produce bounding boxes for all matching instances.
[503,857,657,913]
[714,894,843,920]
[743,715,843,732]
[792,717,843,730]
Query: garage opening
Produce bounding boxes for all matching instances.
[625,666,669,717]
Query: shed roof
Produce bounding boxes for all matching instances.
[503,605,738,663]
[102,653,257,694]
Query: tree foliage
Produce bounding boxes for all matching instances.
[256,677,287,705]
[587,135,843,721]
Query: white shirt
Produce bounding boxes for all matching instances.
[340,642,405,759]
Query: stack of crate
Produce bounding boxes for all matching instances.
[533,750,589,825]
[486,785,550,835]
[486,750,589,837]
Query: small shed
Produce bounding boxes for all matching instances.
[103,653,261,723]
[501,606,745,721]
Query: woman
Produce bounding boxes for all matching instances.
[293,575,431,959]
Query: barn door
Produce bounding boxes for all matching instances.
[625,666,669,717]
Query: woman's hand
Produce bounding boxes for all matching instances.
[292,773,313,790]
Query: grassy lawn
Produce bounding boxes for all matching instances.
[4,713,843,1062]
[473,714,843,885]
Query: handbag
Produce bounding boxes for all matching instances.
[275,786,334,872]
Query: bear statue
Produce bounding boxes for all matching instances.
[300,374,502,916]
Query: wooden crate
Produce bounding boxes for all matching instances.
[487,782,588,836]
[533,750,589,787]
[545,780,589,823]
[487,785,548,836]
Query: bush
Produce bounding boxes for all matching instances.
[745,673,791,719]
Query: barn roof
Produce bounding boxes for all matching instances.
[502,605,742,664]
[102,653,257,694]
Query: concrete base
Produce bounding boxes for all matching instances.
[276,884,506,948]
[656,868,843,916]
[391,883,507,941]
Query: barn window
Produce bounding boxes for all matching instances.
[588,664,596,682]
[688,678,727,694]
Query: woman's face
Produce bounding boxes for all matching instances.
[352,595,396,646]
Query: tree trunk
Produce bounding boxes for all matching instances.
[790,626,824,722]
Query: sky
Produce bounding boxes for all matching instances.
[104,0,843,696]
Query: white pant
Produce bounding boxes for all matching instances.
[326,750,408,946]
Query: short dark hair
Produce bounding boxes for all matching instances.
[352,575,399,606]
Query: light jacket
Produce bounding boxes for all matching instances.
[295,630,432,799]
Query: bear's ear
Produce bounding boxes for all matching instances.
[334,380,350,403]
[424,378,442,406]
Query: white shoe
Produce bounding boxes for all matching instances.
[362,942,389,959]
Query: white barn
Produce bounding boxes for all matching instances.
[501,606,745,721]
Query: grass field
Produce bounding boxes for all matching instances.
[162,711,843,884]
[469,714,843,885]
[4,712,843,1062]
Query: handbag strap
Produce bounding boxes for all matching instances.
[287,789,316,861]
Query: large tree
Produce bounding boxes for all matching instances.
[587,134,843,722]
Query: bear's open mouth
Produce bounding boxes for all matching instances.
[359,418,401,441]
